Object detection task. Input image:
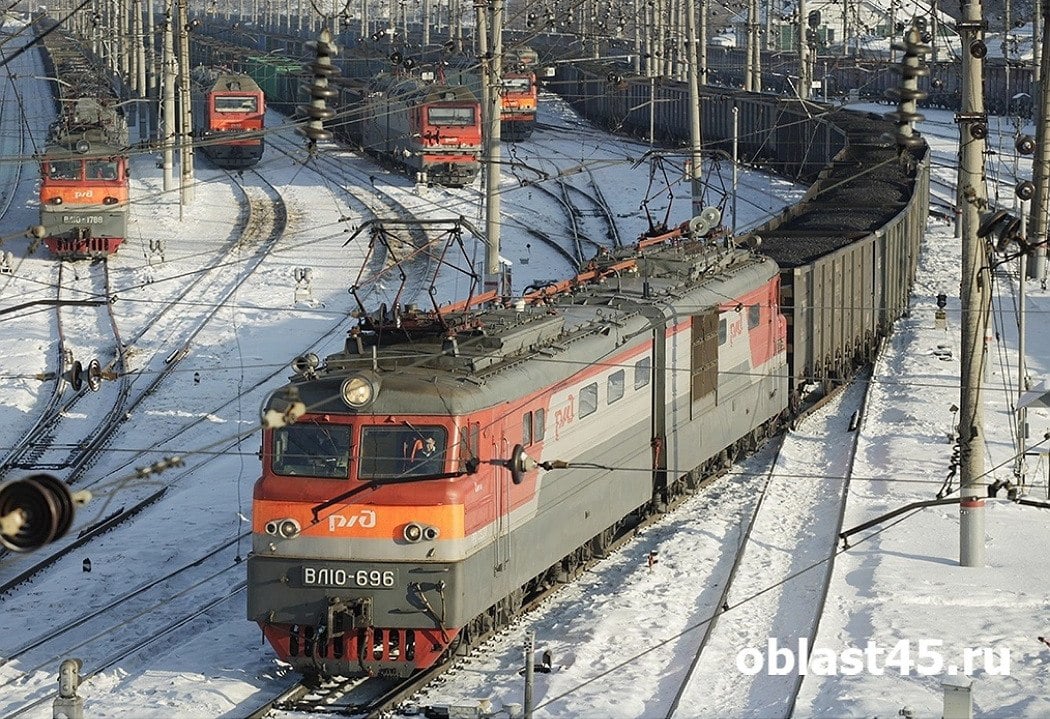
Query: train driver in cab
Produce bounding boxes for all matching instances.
[409,435,442,475]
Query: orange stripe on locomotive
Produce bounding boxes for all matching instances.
[40,183,129,207]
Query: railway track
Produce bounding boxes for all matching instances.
[0,579,246,719]
[0,168,288,592]
[0,532,245,691]
[263,126,442,307]
[0,260,126,481]
[0,149,407,714]
[667,371,872,718]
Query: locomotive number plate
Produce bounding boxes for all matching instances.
[300,566,396,589]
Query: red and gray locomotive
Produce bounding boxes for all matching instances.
[333,74,482,186]
[191,68,266,169]
[249,222,788,678]
[37,30,129,258]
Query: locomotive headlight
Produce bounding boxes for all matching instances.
[278,519,301,539]
[103,197,118,205]
[265,518,301,539]
[403,523,439,542]
[403,522,423,543]
[341,374,378,408]
[49,197,63,205]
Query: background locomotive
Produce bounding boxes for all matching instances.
[37,31,129,258]
[440,46,540,141]
[191,67,266,169]
[247,70,929,679]
[331,74,482,186]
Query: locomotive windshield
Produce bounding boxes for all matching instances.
[271,423,351,479]
[427,106,475,126]
[86,160,119,180]
[502,77,532,93]
[359,426,448,478]
[46,160,82,180]
[215,96,259,113]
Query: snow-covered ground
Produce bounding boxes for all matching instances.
[2,14,1048,714]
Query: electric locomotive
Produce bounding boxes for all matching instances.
[248,221,789,678]
[38,97,129,258]
[334,74,482,186]
[191,67,266,169]
[444,46,540,141]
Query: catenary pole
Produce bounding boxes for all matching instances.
[1017,200,1029,485]
[476,0,502,294]
[956,0,989,567]
[797,0,810,98]
[162,4,176,193]
[1027,0,1050,281]
[685,0,702,219]
[177,0,195,205]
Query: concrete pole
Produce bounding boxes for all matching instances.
[147,0,157,128]
[134,0,146,97]
[1035,0,1043,91]
[423,0,430,45]
[1028,1,1050,281]
[798,0,810,98]
[751,0,761,91]
[956,0,989,567]
[119,0,131,89]
[162,5,175,193]
[764,0,771,50]
[633,0,641,74]
[1016,202,1028,485]
[745,0,755,91]
[732,104,739,232]
[476,0,502,292]
[105,0,116,72]
[92,0,101,65]
[685,0,703,220]
[697,0,707,86]
[177,0,195,204]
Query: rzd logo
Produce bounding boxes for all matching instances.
[328,509,377,532]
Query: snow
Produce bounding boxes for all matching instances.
[1,22,1049,718]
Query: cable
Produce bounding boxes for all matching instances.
[0,0,92,70]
